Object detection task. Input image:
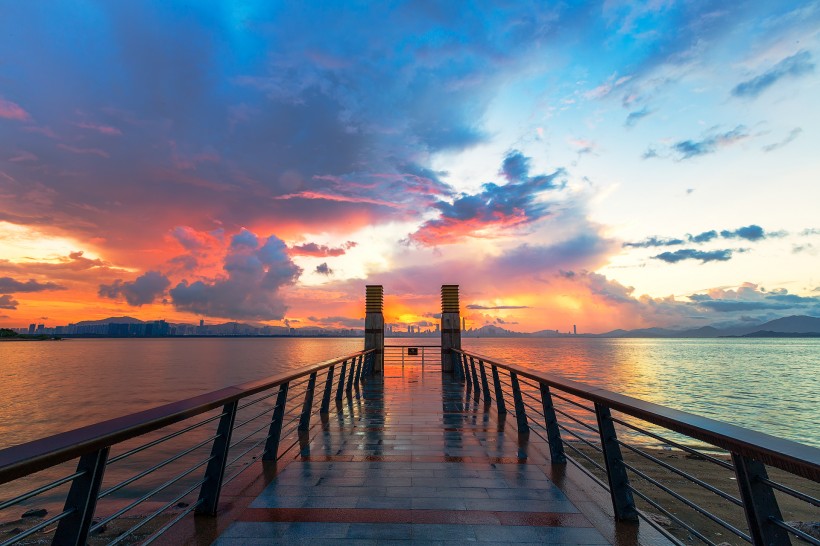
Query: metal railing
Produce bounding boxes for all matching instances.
[383,344,441,369]
[0,349,376,545]
[451,349,820,546]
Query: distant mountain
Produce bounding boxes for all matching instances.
[72,316,145,326]
[747,315,820,334]
[597,315,820,338]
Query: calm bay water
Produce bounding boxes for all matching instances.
[1,336,817,449]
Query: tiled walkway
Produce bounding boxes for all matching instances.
[212,366,662,545]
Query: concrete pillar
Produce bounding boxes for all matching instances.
[440,285,461,372]
[364,285,384,373]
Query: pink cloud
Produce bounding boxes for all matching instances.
[57,144,110,158]
[75,121,122,135]
[0,97,30,121]
[275,191,401,208]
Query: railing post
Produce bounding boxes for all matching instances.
[196,400,239,515]
[463,354,472,389]
[478,359,492,404]
[336,359,348,401]
[364,285,384,373]
[594,403,638,521]
[469,356,480,398]
[263,383,289,460]
[731,454,789,545]
[509,372,529,435]
[491,364,507,415]
[53,447,110,545]
[440,284,461,373]
[354,354,363,384]
[539,383,566,464]
[346,355,358,393]
[299,372,318,431]
[320,366,335,414]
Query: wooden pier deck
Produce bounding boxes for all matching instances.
[206,366,669,545]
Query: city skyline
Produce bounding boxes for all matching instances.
[2,2,820,333]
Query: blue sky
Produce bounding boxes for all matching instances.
[1,1,819,331]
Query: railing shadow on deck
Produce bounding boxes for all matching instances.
[449,348,820,546]
[0,349,376,545]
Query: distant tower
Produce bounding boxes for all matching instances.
[573,324,577,335]
[462,317,466,331]
[200,319,205,327]
[28,323,35,334]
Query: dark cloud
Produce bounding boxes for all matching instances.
[467,304,530,310]
[170,230,301,320]
[291,241,356,257]
[731,51,814,99]
[307,315,363,328]
[623,237,684,248]
[653,249,735,263]
[315,263,333,276]
[720,225,765,241]
[0,277,66,293]
[409,150,564,245]
[99,271,171,306]
[625,107,652,128]
[672,126,749,160]
[762,128,802,152]
[689,230,718,243]
[0,295,19,309]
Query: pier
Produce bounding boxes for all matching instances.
[1,285,818,545]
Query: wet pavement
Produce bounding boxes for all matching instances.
[211,365,666,545]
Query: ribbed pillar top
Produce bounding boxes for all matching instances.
[441,285,459,313]
[365,285,383,313]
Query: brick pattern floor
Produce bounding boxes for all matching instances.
[213,366,613,544]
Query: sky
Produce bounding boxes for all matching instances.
[1,1,819,333]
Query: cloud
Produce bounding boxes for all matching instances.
[625,107,652,127]
[762,128,802,152]
[169,226,217,251]
[307,315,362,328]
[99,271,171,306]
[315,262,333,276]
[625,226,776,249]
[467,304,530,310]
[720,225,765,241]
[689,230,718,243]
[0,295,19,309]
[0,97,29,120]
[0,277,66,293]
[653,249,736,263]
[672,126,749,160]
[75,121,122,135]
[290,241,356,257]
[56,144,110,158]
[408,150,564,245]
[170,230,301,320]
[688,284,820,313]
[623,236,685,248]
[731,50,814,99]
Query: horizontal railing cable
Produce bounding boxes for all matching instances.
[770,518,820,545]
[107,477,207,546]
[0,470,85,511]
[107,410,228,465]
[616,439,743,506]
[758,476,820,506]
[0,508,75,546]
[98,433,217,499]
[91,454,215,533]
[621,460,751,542]
[610,416,734,470]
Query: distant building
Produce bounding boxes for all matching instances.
[28,324,35,334]
[200,319,204,327]
[462,317,466,331]
[573,324,577,335]
[36,324,44,333]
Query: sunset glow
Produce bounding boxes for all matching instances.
[1,2,819,333]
